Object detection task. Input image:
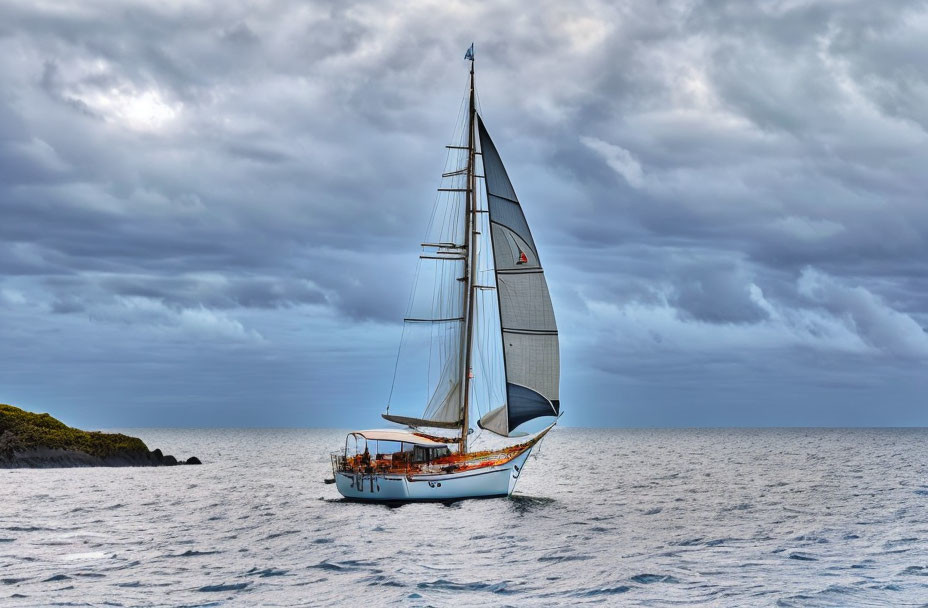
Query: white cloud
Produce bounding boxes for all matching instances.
[580,135,645,188]
[81,86,180,132]
[797,268,928,358]
[0,288,28,307]
[99,296,264,343]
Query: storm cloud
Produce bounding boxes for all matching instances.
[1,0,925,427]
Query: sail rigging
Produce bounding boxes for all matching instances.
[384,57,559,446]
[382,71,471,433]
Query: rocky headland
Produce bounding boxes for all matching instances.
[0,403,200,468]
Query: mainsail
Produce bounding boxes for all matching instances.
[382,250,466,430]
[476,117,560,436]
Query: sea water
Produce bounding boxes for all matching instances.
[2,428,927,606]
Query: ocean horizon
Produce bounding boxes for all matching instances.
[66,424,928,431]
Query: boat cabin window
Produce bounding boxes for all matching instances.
[344,436,415,462]
[370,440,412,462]
[412,445,451,463]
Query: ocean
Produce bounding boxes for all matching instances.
[2,428,927,606]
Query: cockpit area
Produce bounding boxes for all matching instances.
[332,430,453,475]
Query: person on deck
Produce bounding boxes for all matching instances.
[360,446,371,468]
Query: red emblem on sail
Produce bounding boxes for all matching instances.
[517,251,528,264]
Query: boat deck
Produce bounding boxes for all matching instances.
[331,436,537,477]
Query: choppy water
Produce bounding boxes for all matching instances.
[2,428,927,606]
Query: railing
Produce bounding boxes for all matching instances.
[331,452,408,475]
[330,451,346,478]
[331,451,414,476]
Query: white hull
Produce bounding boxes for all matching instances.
[335,447,534,502]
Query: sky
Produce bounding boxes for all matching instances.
[1,0,926,429]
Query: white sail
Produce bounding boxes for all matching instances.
[382,139,469,430]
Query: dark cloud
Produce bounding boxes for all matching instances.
[0,0,925,427]
[670,263,768,324]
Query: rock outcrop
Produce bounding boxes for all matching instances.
[0,404,200,468]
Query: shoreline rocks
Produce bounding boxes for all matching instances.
[0,404,201,469]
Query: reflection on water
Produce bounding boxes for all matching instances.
[1,427,927,606]
[508,494,556,516]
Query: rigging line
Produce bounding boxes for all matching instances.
[427,184,447,242]
[479,170,505,410]
[437,194,462,411]
[438,74,467,184]
[484,312,497,410]
[386,320,408,411]
[429,78,468,249]
[429,181,456,252]
[392,247,426,412]
[427,313,434,406]
[431,130,459,239]
[431,231,454,406]
[439,180,454,252]
[429,132,460,241]
[404,257,423,318]
[423,188,443,243]
[472,65,482,118]
[432,210,448,314]
[480,193,496,419]
[472,293,482,421]
[476,170,490,412]
[456,190,465,246]
[484,202,503,407]
[442,187,457,244]
[414,72,474,423]
[476,292,492,421]
[437,254,449,390]
[430,237,447,406]
[422,133,463,312]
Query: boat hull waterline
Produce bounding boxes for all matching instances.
[335,446,534,502]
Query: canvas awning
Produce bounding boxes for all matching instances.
[351,429,449,447]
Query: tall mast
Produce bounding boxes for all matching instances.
[460,54,477,453]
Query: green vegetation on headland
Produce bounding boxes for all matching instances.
[0,403,148,457]
[0,403,200,468]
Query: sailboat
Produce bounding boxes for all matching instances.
[331,45,560,501]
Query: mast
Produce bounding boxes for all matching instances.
[460,53,477,453]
